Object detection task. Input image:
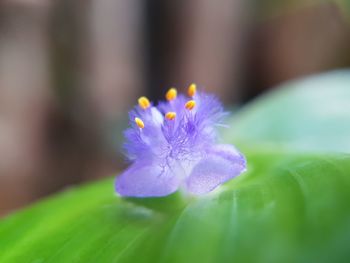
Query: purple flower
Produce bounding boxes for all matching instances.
[115,84,246,197]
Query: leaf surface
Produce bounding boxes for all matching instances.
[1,70,350,263]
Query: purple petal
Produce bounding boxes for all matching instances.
[194,92,226,124]
[186,144,246,195]
[115,161,183,197]
[124,106,166,161]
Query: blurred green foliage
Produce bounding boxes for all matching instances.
[225,70,350,153]
[1,70,350,262]
[256,0,348,19]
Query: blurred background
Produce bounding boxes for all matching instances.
[0,0,349,216]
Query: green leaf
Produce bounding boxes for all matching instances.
[224,70,350,153]
[1,70,350,262]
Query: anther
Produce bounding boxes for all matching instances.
[138,96,150,109]
[165,112,176,120]
[187,83,197,97]
[185,100,196,110]
[166,88,177,101]
[134,117,145,129]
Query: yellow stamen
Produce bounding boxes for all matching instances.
[165,88,177,101]
[138,96,150,109]
[185,100,196,110]
[187,83,197,97]
[134,117,145,129]
[165,112,176,120]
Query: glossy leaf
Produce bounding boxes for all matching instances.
[224,70,350,153]
[1,70,350,262]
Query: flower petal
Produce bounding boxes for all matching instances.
[124,106,166,161]
[186,144,246,195]
[115,161,183,197]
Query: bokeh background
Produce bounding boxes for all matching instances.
[0,0,349,216]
